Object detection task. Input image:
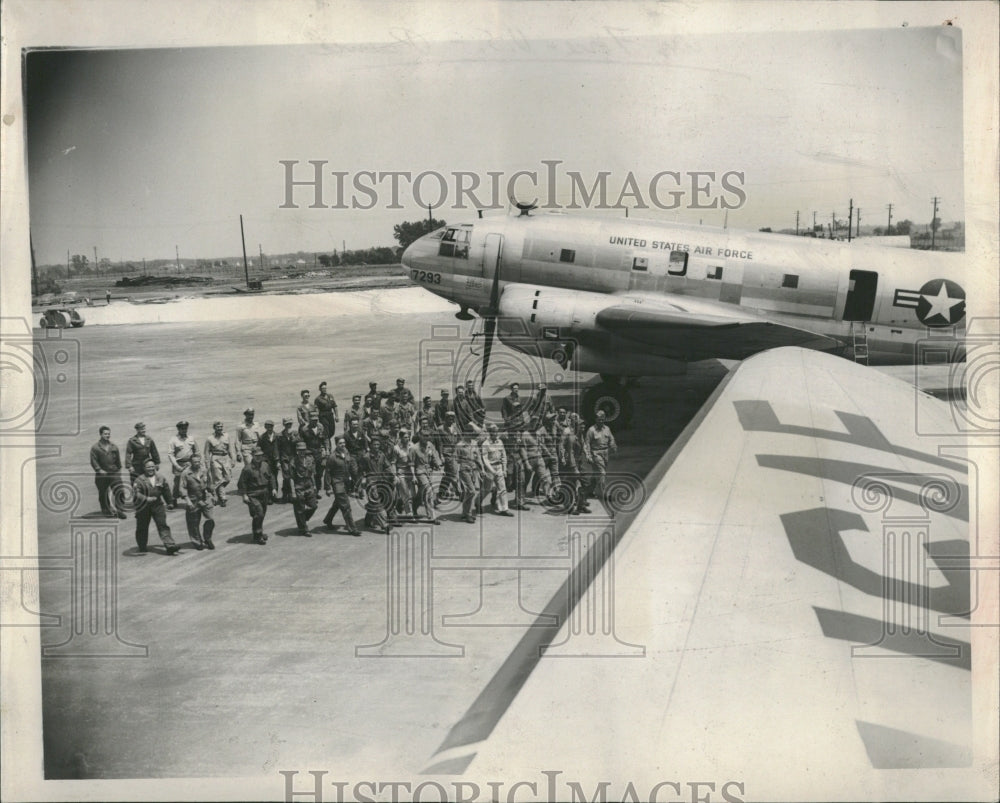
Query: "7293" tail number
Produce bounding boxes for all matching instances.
[410,269,442,285]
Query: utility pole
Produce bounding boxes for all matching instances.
[886,203,893,235]
[855,207,861,237]
[239,214,250,288]
[831,211,837,239]
[813,211,817,234]
[847,199,853,243]
[795,210,800,235]
[259,244,265,272]
[175,245,181,272]
[94,246,99,275]
[427,204,433,232]
[930,196,940,250]
[30,233,38,292]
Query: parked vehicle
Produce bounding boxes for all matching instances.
[39,308,85,328]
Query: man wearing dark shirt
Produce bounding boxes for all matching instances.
[238,447,273,544]
[124,422,160,485]
[132,459,179,554]
[90,425,127,518]
[322,438,361,535]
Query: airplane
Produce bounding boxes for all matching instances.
[401,204,967,424]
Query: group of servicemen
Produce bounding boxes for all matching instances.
[88,376,618,556]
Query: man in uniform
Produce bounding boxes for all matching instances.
[343,418,368,496]
[364,381,387,414]
[501,425,529,511]
[290,441,318,536]
[433,389,453,428]
[455,429,484,524]
[480,424,513,516]
[296,389,315,428]
[299,409,328,489]
[315,381,339,445]
[125,421,160,486]
[359,434,393,533]
[585,410,618,515]
[90,425,127,518]
[396,393,416,433]
[501,382,522,427]
[453,385,475,432]
[238,447,273,544]
[235,407,262,466]
[176,453,215,550]
[322,437,361,535]
[392,377,415,407]
[408,429,442,523]
[132,459,180,554]
[168,420,199,498]
[204,420,235,506]
[391,428,416,520]
[521,417,552,501]
[559,412,590,515]
[275,417,300,502]
[419,395,435,423]
[343,395,364,430]
[258,419,280,501]
[465,379,484,416]
[435,410,461,503]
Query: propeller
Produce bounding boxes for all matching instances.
[480,241,503,384]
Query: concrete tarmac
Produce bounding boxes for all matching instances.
[33,294,730,780]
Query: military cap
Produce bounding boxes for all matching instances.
[369,381,377,387]
[213,420,223,427]
[176,420,189,427]
[264,419,274,426]
[143,458,157,467]
[487,423,498,432]
[308,409,319,417]
[422,396,431,402]
[352,394,361,402]
[252,446,264,456]
[295,441,308,451]
[282,416,293,424]
[396,377,406,384]
[134,422,145,429]
[446,410,456,417]
[244,407,254,415]
[441,389,449,396]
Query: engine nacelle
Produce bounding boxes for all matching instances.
[495,284,686,377]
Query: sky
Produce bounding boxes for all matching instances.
[24,25,964,266]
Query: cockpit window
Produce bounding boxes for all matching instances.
[438,227,470,258]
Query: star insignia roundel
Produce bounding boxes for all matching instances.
[916,278,965,326]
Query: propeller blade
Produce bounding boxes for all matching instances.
[481,316,496,384]
[481,239,502,383]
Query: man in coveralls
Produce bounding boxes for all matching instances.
[176,452,216,550]
[132,459,180,555]
[238,447,273,544]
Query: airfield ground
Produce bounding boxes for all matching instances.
[31,287,730,780]
[26,285,965,782]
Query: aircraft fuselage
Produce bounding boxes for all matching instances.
[402,211,966,374]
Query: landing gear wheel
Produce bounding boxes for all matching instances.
[582,382,634,428]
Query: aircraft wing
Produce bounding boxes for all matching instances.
[425,348,992,801]
[596,295,842,359]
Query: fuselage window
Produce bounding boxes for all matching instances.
[782,273,799,288]
[632,257,648,272]
[560,248,576,263]
[667,250,687,276]
[707,266,723,280]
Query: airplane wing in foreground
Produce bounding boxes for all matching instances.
[596,297,842,359]
[424,347,993,801]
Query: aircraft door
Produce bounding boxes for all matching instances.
[843,269,878,321]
